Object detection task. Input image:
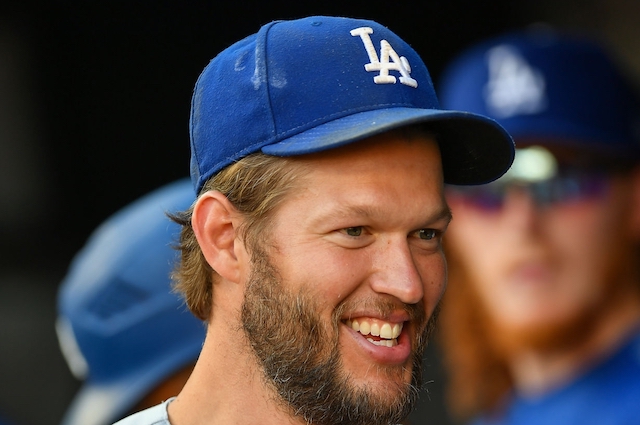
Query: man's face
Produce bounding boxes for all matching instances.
[241,131,450,424]
[445,146,637,353]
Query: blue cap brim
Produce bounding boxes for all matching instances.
[262,107,515,185]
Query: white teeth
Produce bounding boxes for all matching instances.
[346,318,404,347]
[367,338,398,347]
[393,323,402,338]
[348,320,360,332]
[380,323,392,339]
[370,323,380,337]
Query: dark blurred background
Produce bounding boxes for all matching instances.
[0,1,638,424]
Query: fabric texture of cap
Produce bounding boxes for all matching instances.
[190,15,514,191]
[438,26,640,159]
[56,179,204,425]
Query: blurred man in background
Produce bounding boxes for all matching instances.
[436,27,640,424]
[56,179,205,425]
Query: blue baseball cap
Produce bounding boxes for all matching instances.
[438,26,640,159]
[56,179,205,425]
[190,16,515,192]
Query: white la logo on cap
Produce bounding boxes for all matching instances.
[483,44,547,118]
[351,27,418,88]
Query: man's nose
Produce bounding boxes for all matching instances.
[503,186,541,231]
[369,240,425,305]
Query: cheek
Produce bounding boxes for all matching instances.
[443,209,524,316]
[279,246,370,302]
[547,204,626,292]
[416,252,448,311]
[445,214,505,282]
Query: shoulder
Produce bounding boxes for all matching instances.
[597,327,640,388]
[112,398,173,425]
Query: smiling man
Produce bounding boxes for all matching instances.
[113,16,514,425]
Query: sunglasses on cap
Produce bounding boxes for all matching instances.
[446,146,616,210]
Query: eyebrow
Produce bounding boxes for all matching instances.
[321,202,453,227]
[434,204,453,225]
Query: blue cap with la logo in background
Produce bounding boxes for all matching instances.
[438,26,640,160]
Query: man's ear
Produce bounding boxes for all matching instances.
[192,191,243,284]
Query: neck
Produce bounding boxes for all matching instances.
[508,289,640,397]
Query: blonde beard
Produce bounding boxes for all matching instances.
[240,247,432,425]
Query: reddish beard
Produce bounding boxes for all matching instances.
[478,228,637,359]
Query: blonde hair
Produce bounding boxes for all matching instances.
[170,153,306,320]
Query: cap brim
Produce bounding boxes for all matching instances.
[262,107,514,185]
[59,343,200,425]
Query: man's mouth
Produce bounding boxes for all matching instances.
[344,318,403,347]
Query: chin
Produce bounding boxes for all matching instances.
[490,306,599,355]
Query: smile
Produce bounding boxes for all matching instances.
[344,318,403,347]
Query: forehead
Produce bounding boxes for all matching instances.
[294,129,442,175]
[279,130,446,218]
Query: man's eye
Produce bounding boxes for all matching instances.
[418,229,437,240]
[344,227,363,237]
